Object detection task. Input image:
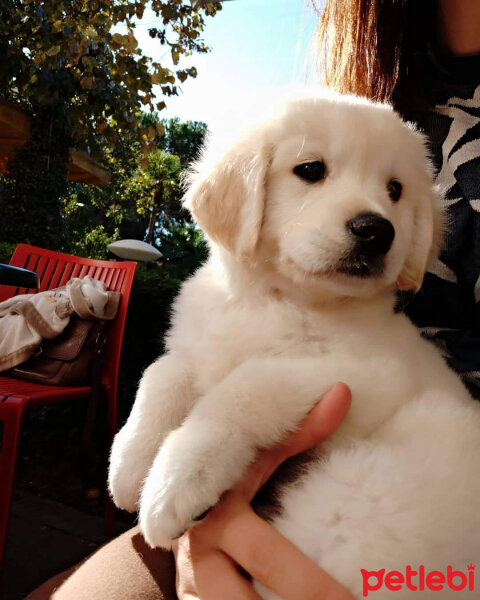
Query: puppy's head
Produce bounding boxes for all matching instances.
[184,93,444,300]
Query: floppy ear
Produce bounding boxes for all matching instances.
[183,139,271,261]
[396,184,445,292]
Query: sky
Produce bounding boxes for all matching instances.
[135,0,321,133]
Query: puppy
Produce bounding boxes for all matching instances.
[109,92,480,599]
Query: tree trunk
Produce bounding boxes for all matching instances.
[145,209,156,244]
[0,105,70,249]
[145,183,164,244]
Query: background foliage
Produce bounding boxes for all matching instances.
[0,0,219,152]
[0,0,220,246]
[62,114,206,256]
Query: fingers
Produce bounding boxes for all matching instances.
[176,529,262,600]
[235,382,352,501]
[205,492,355,600]
[175,537,196,599]
[282,382,352,458]
[193,544,262,600]
[178,530,262,600]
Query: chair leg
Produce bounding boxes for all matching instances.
[104,390,118,536]
[106,389,117,444]
[0,396,27,569]
[104,493,116,536]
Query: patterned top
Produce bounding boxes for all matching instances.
[405,52,480,398]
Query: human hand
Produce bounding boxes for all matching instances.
[174,382,355,600]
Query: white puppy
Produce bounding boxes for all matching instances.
[109,92,480,599]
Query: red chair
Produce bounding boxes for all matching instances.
[0,244,136,567]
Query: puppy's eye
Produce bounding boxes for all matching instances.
[387,179,402,202]
[293,161,327,183]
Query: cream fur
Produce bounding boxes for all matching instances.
[109,92,480,599]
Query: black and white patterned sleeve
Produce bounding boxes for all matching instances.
[405,79,480,398]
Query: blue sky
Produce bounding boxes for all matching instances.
[136,0,321,132]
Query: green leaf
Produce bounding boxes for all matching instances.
[46,45,61,56]
[146,126,157,141]
[94,12,110,24]
[124,31,138,52]
[112,33,125,45]
[177,70,188,83]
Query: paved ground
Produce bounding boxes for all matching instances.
[2,491,129,600]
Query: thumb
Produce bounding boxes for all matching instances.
[236,382,352,501]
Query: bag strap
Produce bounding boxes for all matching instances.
[81,321,108,451]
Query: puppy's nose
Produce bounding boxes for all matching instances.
[347,213,395,255]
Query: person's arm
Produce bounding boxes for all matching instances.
[174,383,356,600]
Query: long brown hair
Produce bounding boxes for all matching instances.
[314,0,438,120]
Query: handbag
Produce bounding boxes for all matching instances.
[8,316,107,387]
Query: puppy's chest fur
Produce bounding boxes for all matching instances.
[169,288,334,394]
[166,264,416,401]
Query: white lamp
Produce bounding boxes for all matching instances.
[108,239,162,262]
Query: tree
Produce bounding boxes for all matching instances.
[0,0,221,247]
[62,116,208,258]
[125,149,183,243]
[141,113,208,168]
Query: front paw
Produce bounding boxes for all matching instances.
[139,424,254,549]
[108,425,153,512]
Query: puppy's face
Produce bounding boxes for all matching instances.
[184,94,443,300]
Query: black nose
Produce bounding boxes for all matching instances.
[347,213,395,255]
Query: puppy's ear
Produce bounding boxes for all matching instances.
[396,184,445,292]
[183,138,271,261]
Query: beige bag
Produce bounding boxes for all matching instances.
[8,316,107,387]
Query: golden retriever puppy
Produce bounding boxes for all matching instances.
[109,92,480,599]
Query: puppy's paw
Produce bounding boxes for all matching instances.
[139,424,254,549]
[108,426,154,512]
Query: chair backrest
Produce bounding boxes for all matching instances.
[1,244,137,406]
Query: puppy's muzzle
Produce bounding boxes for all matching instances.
[337,213,395,278]
[347,213,395,255]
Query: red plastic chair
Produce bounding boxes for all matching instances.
[0,244,136,567]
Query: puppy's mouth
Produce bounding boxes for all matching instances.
[335,251,385,278]
[283,232,389,281]
[286,250,385,280]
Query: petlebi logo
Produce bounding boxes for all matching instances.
[361,564,476,597]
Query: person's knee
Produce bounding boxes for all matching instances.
[25,527,177,600]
